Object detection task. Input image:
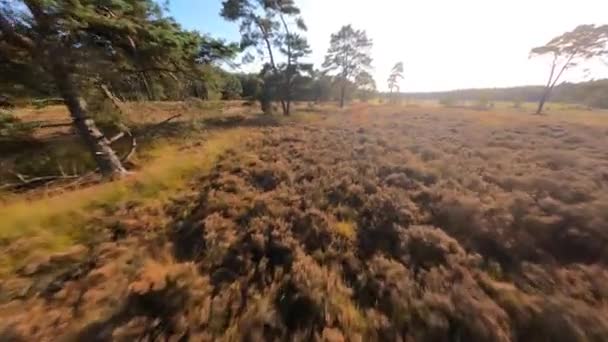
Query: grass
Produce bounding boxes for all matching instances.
[331,292,368,333]
[333,220,357,241]
[0,128,250,276]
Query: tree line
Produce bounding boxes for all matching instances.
[402,79,608,109]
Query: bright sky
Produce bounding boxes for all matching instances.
[170,0,608,92]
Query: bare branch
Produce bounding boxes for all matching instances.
[121,130,137,162]
[253,17,278,72]
[550,52,577,89]
[1,173,81,191]
[100,84,125,113]
[108,132,126,144]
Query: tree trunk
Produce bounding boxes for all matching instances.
[140,71,155,101]
[283,81,291,116]
[536,87,551,114]
[279,99,288,116]
[285,99,291,116]
[340,81,346,108]
[51,67,127,178]
[1,2,126,178]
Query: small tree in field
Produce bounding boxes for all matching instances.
[530,24,608,114]
[322,25,373,108]
[356,70,377,102]
[387,62,404,95]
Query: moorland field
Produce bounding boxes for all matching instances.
[1,102,608,341]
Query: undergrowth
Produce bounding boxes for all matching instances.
[0,129,249,276]
[3,103,607,340]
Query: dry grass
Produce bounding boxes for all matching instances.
[2,101,608,341]
[332,220,357,241]
[0,129,250,276]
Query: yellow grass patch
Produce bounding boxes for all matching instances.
[333,220,357,241]
[0,128,252,276]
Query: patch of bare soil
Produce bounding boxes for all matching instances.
[2,107,608,341]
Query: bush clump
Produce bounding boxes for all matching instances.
[0,110,35,141]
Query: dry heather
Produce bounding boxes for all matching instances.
[1,105,608,341]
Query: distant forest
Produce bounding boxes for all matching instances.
[403,79,608,109]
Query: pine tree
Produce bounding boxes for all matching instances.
[221,0,310,115]
[322,25,373,108]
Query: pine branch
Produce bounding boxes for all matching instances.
[0,12,35,51]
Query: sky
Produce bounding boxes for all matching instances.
[170,0,608,92]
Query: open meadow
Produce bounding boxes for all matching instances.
[1,102,607,341]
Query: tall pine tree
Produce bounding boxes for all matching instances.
[323,25,373,108]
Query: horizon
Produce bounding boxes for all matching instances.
[397,78,608,94]
[171,0,608,92]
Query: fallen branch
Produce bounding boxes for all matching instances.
[36,121,73,129]
[100,84,126,113]
[108,131,125,144]
[138,113,182,138]
[98,83,137,162]
[153,113,182,128]
[1,172,82,191]
[120,129,137,162]
[2,113,180,192]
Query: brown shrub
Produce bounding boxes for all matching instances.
[5,104,608,340]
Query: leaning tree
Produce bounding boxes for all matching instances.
[530,24,608,114]
[0,0,234,177]
[221,0,311,115]
[322,25,373,108]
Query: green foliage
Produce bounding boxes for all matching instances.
[13,142,95,177]
[530,24,608,60]
[0,110,35,141]
[356,71,377,102]
[439,96,458,107]
[238,74,262,100]
[310,72,334,102]
[221,74,243,100]
[406,79,608,109]
[323,25,374,77]
[584,90,608,109]
[222,0,311,115]
[473,95,492,110]
[0,0,239,103]
[88,100,126,127]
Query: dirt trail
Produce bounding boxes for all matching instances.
[1,107,608,341]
